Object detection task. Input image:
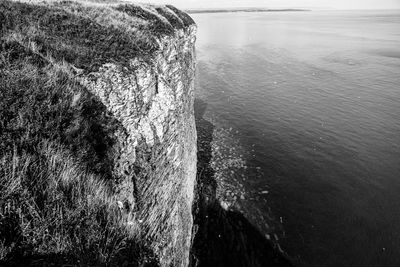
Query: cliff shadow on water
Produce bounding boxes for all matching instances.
[191,99,293,267]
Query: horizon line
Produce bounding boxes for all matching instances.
[184,7,400,12]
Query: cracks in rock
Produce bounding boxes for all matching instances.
[155,73,159,94]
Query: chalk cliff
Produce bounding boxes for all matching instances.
[80,20,197,267]
[0,1,197,266]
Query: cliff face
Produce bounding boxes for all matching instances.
[81,24,197,267]
[0,1,197,266]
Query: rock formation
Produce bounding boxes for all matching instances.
[80,21,197,267]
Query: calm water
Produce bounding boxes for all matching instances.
[192,10,400,266]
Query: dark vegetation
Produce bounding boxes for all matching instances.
[0,0,195,265]
[0,41,120,176]
[191,99,294,267]
[0,35,157,266]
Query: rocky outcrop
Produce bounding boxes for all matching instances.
[79,10,197,267]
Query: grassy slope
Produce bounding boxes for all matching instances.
[0,0,193,265]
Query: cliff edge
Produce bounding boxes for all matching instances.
[0,1,197,266]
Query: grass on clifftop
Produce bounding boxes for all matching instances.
[0,40,157,265]
[0,0,194,72]
[0,0,195,264]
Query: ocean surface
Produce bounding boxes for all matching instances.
[191,10,400,267]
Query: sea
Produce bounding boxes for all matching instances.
[191,10,400,267]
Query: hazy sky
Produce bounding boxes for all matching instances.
[139,0,400,10]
